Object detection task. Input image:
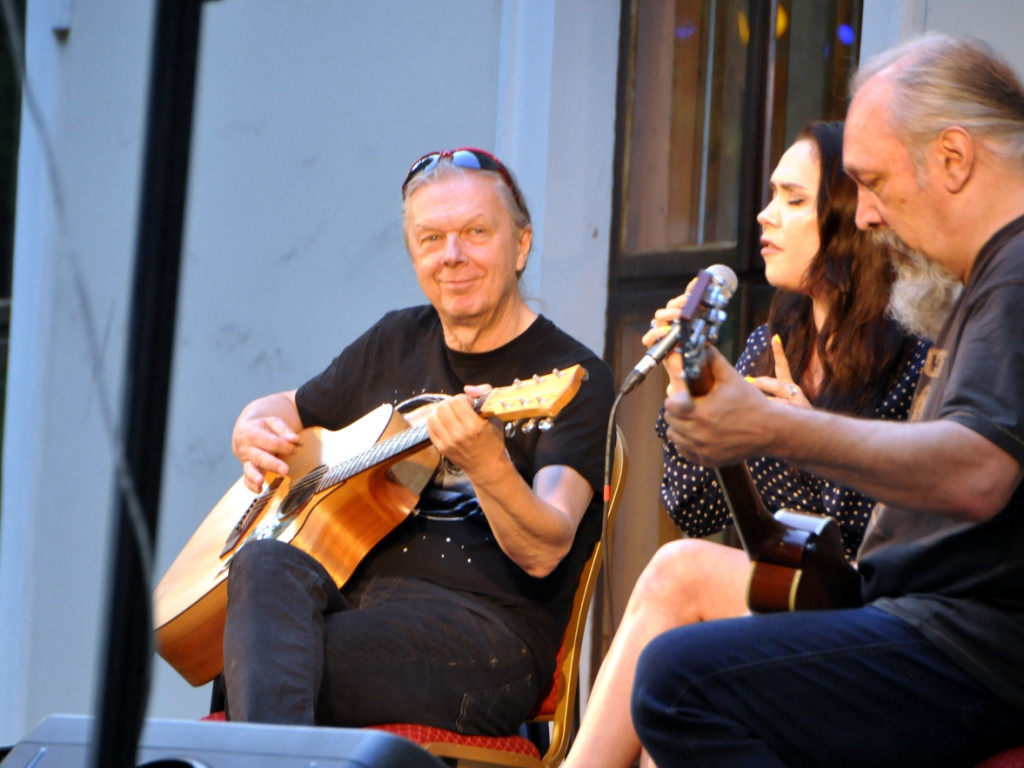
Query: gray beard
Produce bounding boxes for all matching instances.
[874,230,961,342]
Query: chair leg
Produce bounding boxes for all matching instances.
[209,674,227,715]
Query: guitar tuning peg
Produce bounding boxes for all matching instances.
[522,418,538,433]
[505,421,517,438]
[538,418,554,431]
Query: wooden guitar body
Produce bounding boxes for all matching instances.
[714,462,861,613]
[153,404,439,686]
[745,509,861,612]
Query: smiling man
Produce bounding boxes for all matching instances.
[215,148,614,733]
[631,33,1024,767]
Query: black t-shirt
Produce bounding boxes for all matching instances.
[858,215,1024,712]
[294,306,615,667]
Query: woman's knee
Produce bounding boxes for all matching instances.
[630,539,746,621]
[635,540,721,599]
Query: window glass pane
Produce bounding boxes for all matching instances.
[772,0,863,156]
[621,0,748,256]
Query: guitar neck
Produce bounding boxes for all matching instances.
[314,387,527,492]
[320,423,430,491]
[683,340,787,558]
[314,365,585,495]
[713,463,788,557]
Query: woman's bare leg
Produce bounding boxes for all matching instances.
[562,539,749,768]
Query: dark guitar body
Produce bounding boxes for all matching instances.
[715,464,862,614]
[745,509,862,613]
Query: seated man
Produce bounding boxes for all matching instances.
[222,147,614,734]
[633,33,1024,767]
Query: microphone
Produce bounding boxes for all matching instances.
[619,264,738,395]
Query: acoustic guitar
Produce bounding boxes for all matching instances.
[153,365,587,686]
[674,276,862,613]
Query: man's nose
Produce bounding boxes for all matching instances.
[441,234,464,263]
[854,190,882,231]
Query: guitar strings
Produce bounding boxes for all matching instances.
[323,422,430,489]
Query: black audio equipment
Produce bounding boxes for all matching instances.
[1,715,447,768]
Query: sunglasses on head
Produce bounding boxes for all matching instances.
[401,147,527,216]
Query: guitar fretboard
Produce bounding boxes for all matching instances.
[317,423,431,491]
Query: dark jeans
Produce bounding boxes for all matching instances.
[222,539,543,734]
[632,606,1024,768]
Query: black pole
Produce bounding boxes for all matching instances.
[90,1,205,766]
[735,0,772,271]
[732,0,773,336]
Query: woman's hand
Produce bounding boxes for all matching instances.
[641,292,692,395]
[745,334,810,407]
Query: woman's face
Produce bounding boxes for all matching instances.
[756,138,821,294]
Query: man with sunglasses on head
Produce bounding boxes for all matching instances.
[220,148,615,734]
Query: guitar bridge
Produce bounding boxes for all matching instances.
[220,477,283,557]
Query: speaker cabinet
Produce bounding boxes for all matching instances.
[1,715,448,767]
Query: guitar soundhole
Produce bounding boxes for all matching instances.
[277,465,328,522]
[220,477,284,557]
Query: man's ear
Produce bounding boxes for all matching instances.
[515,226,532,275]
[936,126,974,193]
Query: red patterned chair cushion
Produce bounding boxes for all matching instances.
[367,723,541,759]
[527,652,560,718]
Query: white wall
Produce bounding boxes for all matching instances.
[0,0,621,745]
[862,0,1024,76]
[923,0,1024,75]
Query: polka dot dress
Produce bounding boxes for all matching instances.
[656,324,929,560]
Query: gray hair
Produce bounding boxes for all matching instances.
[400,157,531,238]
[851,33,1024,172]
[875,229,961,341]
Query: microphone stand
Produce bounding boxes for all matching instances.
[90,2,208,766]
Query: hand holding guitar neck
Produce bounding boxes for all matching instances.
[620,264,737,395]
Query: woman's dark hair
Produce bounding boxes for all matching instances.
[752,120,914,415]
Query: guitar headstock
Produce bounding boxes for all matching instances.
[678,271,731,389]
[476,365,587,431]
